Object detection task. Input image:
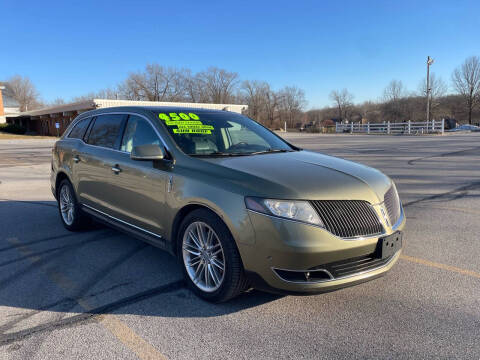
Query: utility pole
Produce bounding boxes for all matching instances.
[426,56,434,122]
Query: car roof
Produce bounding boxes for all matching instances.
[77,106,237,118]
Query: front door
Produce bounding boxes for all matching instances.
[105,114,169,237]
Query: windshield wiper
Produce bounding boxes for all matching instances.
[247,149,293,155]
[189,149,294,157]
[189,152,251,157]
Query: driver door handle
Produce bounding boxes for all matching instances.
[73,155,80,163]
[111,165,122,174]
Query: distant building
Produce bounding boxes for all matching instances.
[0,83,21,123]
[6,99,248,136]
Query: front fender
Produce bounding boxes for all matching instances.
[166,173,256,247]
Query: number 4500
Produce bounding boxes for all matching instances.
[158,112,200,121]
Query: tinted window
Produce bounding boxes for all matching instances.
[68,118,91,139]
[121,115,161,153]
[227,121,270,147]
[156,111,292,155]
[87,114,124,149]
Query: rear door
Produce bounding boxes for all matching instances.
[76,113,127,213]
[63,116,93,192]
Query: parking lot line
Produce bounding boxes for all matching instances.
[401,254,480,279]
[6,237,168,360]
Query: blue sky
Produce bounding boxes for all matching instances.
[1,0,479,108]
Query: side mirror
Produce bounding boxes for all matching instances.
[131,144,165,161]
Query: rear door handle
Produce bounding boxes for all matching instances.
[111,165,122,174]
[73,155,80,163]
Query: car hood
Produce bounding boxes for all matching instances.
[199,150,391,204]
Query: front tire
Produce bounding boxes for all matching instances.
[178,209,248,302]
[57,179,91,231]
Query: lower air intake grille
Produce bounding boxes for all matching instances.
[310,200,384,238]
[311,252,393,278]
[384,185,401,226]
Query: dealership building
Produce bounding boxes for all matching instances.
[3,99,247,136]
[0,83,21,123]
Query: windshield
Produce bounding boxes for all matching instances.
[156,111,295,156]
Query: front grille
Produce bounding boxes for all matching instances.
[384,185,401,226]
[310,200,384,238]
[311,252,392,278]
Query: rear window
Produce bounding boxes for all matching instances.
[68,118,91,139]
[86,114,124,149]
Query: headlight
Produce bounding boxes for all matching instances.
[245,197,324,227]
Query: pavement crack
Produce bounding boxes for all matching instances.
[0,199,57,208]
[0,232,115,290]
[0,233,79,254]
[0,280,184,347]
[407,145,480,165]
[403,181,480,207]
[0,242,96,268]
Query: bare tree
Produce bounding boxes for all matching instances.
[184,70,210,103]
[419,73,447,99]
[418,73,447,119]
[50,98,66,106]
[278,86,307,127]
[383,80,405,102]
[329,89,354,121]
[382,80,408,121]
[7,75,41,111]
[195,67,239,104]
[118,64,188,102]
[264,90,281,128]
[240,80,280,125]
[452,56,480,124]
[72,87,119,102]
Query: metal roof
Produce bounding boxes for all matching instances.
[10,99,247,118]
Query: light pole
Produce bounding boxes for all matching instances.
[426,56,434,122]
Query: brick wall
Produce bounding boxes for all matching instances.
[0,87,5,116]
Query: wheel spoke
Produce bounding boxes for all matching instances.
[188,257,201,267]
[183,244,201,256]
[206,229,213,247]
[188,231,202,250]
[185,242,200,251]
[204,262,209,287]
[211,257,224,271]
[194,262,204,282]
[211,248,223,256]
[208,264,220,286]
[183,247,200,256]
[196,223,206,247]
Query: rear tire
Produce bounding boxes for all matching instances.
[178,209,248,302]
[57,179,91,231]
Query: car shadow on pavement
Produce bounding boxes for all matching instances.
[0,200,282,326]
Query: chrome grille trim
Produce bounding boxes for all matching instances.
[310,200,384,238]
[384,185,401,226]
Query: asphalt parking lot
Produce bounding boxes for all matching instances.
[0,133,479,359]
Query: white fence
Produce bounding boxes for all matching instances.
[336,119,445,135]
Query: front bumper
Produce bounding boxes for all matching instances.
[240,208,405,294]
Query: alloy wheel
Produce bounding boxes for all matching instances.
[182,221,226,293]
[59,184,75,226]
